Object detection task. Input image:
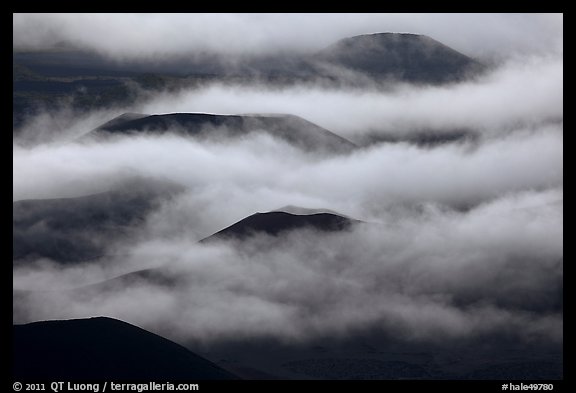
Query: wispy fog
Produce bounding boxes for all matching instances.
[13,125,563,346]
[13,13,562,60]
[13,13,562,357]
[14,188,562,346]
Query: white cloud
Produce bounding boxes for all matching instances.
[134,55,562,139]
[13,13,563,60]
[13,189,563,345]
[12,12,563,355]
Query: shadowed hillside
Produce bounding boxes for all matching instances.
[90,112,357,155]
[13,317,239,380]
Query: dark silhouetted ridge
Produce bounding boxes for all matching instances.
[95,112,148,130]
[315,32,483,84]
[91,112,357,154]
[272,205,345,216]
[13,317,239,380]
[33,210,362,294]
[97,112,242,134]
[201,211,360,242]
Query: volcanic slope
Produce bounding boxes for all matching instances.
[13,317,239,379]
[313,32,483,84]
[90,112,357,155]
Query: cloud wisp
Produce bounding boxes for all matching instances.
[13,120,563,348]
[133,55,562,142]
[13,188,563,347]
[12,13,563,366]
[13,13,563,60]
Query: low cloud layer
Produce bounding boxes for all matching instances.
[13,13,563,360]
[13,51,563,148]
[134,55,562,140]
[14,188,562,347]
[13,128,562,214]
[13,13,562,60]
[13,124,563,347]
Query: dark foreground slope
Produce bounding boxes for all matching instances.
[13,317,238,380]
[314,32,483,84]
[91,112,357,155]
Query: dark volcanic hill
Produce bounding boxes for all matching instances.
[12,317,238,379]
[82,210,360,288]
[14,32,482,134]
[90,112,357,154]
[13,179,181,265]
[314,32,483,84]
[95,112,148,129]
[201,211,361,243]
[16,209,360,293]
